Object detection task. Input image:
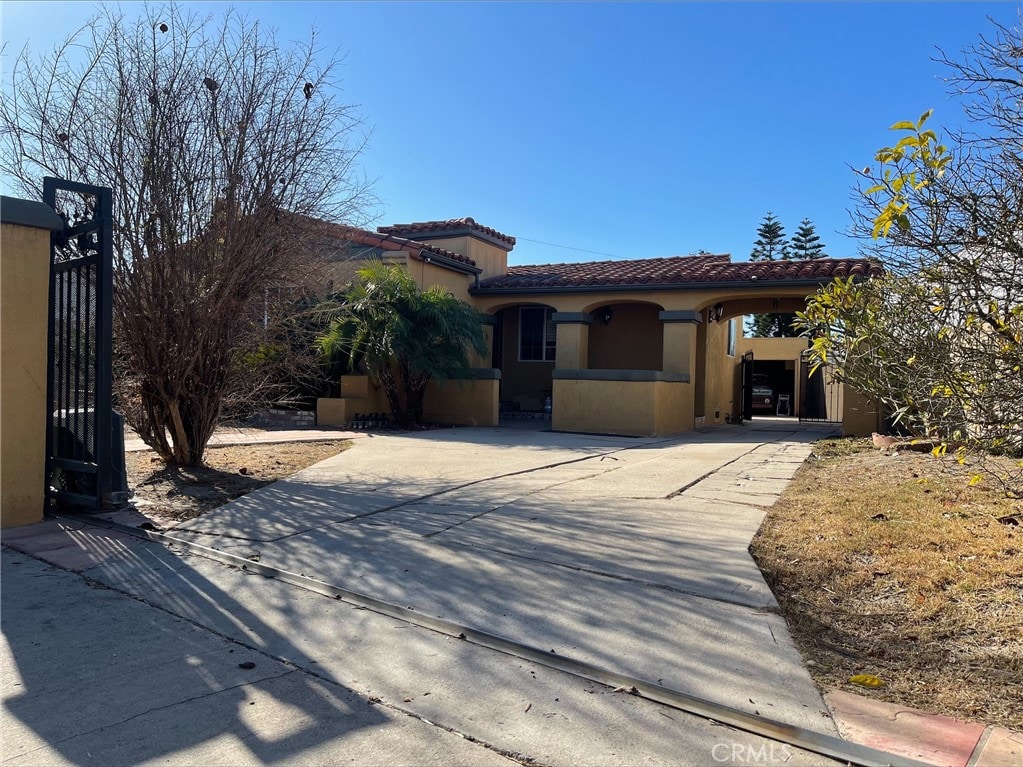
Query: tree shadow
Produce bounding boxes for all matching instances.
[1,542,390,765]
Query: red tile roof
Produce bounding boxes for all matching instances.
[305,219,478,268]
[378,217,517,247]
[473,255,883,291]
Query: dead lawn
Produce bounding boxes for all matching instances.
[751,438,1023,729]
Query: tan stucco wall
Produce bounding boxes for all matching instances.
[498,306,555,410]
[587,303,662,370]
[1,222,51,528]
[662,321,697,375]
[555,322,588,369]
[324,255,404,294]
[423,378,499,426]
[467,238,510,282]
[418,235,509,282]
[693,321,708,417]
[316,375,388,426]
[552,379,692,437]
[656,379,694,434]
[842,386,882,436]
[740,336,808,360]
[320,372,499,427]
[702,318,739,423]
[407,256,474,302]
[474,284,818,317]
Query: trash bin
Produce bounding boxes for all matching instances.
[776,394,791,417]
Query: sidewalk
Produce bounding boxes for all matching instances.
[0,547,511,767]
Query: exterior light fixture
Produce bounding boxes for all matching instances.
[709,303,724,322]
[601,307,613,325]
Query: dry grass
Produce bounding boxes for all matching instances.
[751,438,1023,729]
[125,440,352,526]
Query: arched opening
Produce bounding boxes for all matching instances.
[694,296,811,422]
[492,303,557,414]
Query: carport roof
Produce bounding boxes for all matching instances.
[471,254,883,293]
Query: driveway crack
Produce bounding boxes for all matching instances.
[9,669,299,759]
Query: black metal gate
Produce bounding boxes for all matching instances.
[799,350,842,424]
[739,351,754,421]
[43,177,119,510]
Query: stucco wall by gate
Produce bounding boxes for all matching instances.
[1,199,63,528]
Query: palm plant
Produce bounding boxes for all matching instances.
[318,262,488,427]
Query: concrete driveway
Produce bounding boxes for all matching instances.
[4,421,845,766]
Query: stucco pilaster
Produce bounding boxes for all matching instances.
[552,312,593,369]
[1,205,63,528]
[660,310,700,376]
[474,314,497,368]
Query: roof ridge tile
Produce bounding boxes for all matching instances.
[378,218,516,247]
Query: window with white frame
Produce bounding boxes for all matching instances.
[519,307,557,361]
[727,318,737,357]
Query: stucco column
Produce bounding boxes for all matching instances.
[552,312,593,369]
[1,198,65,528]
[659,310,701,376]
[476,313,497,368]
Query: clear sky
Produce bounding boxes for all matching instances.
[2,2,1020,266]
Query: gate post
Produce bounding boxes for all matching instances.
[0,197,65,528]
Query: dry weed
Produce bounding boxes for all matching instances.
[752,440,1023,728]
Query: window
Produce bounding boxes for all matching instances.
[727,318,737,357]
[519,307,556,361]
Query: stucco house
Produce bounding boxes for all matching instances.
[314,217,883,437]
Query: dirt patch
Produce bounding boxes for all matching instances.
[751,438,1023,729]
[125,440,351,527]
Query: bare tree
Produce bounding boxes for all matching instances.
[1,4,371,464]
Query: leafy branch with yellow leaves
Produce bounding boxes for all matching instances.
[798,16,1022,495]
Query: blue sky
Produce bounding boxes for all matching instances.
[2,2,1020,266]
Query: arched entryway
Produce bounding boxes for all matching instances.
[490,303,558,416]
[696,295,824,423]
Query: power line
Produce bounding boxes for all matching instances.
[515,236,626,260]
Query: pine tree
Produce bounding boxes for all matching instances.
[756,218,828,336]
[789,219,827,259]
[749,212,790,261]
[748,212,790,336]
